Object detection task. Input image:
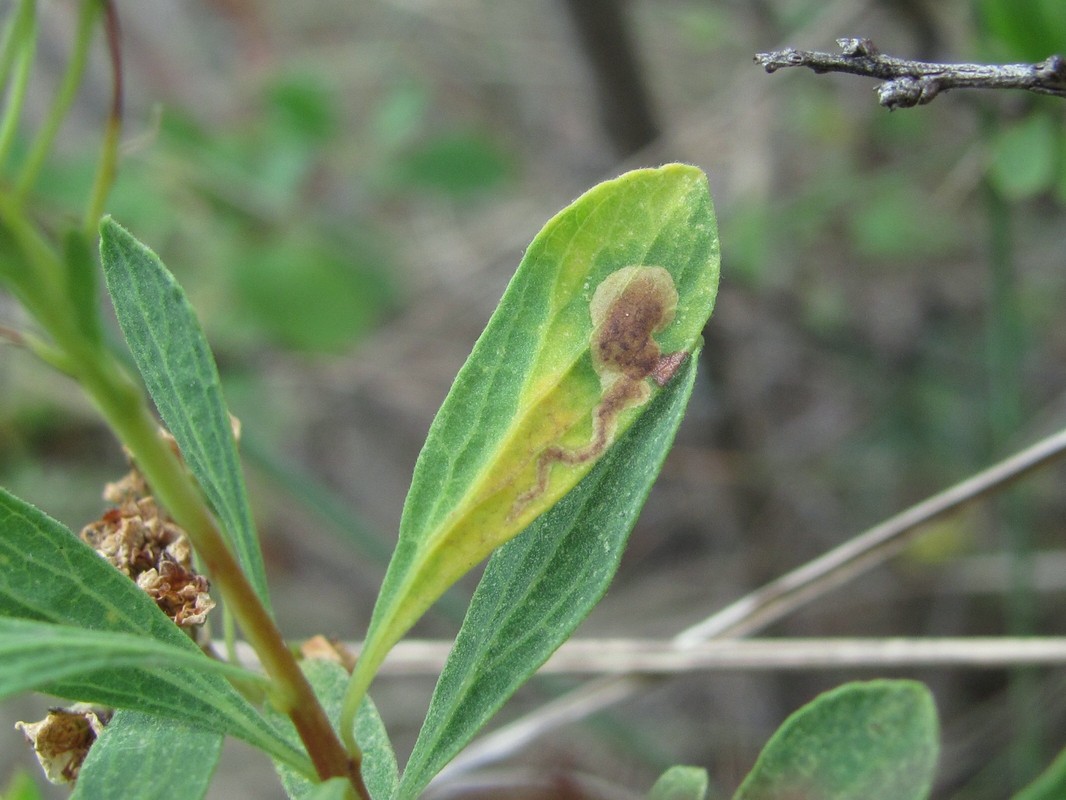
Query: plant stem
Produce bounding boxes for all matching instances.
[0,4,367,792]
[16,0,100,198]
[73,354,367,794]
[83,0,121,233]
[0,191,72,329]
[0,0,36,170]
[0,199,370,798]
[0,0,31,89]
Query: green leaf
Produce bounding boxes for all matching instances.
[988,114,1058,201]
[266,659,397,800]
[733,680,939,800]
[71,710,221,800]
[343,164,719,736]
[0,617,266,699]
[356,693,400,800]
[649,765,709,800]
[398,351,701,799]
[97,216,270,606]
[1013,746,1066,800]
[0,487,310,775]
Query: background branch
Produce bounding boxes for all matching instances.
[234,637,1066,675]
[755,37,1066,108]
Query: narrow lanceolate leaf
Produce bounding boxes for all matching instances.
[71,710,221,800]
[649,766,710,800]
[399,352,700,799]
[344,164,720,727]
[733,680,939,800]
[0,488,310,776]
[0,617,266,699]
[98,217,269,607]
[266,659,397,800]
[355,690,400,800]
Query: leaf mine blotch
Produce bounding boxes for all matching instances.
[509,265,685,519]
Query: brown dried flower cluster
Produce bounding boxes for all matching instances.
[15,706,112,784]
[79,464,215,629]
[17,448,219,785]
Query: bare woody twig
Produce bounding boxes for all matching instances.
[755,37,1066,109]
[233,637,1066,675]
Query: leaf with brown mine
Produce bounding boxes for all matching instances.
[341,166,719,735]
[510,265,685,518]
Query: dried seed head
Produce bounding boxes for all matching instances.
[137,561,214,628]
[80,457,214,630]
[15,706,111,784]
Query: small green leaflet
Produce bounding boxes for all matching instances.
[649,766,710,800]
[734,680,939,800]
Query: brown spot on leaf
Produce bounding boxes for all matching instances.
[651,350,689,386]
[590,265,678,381]
[509,265,685,519]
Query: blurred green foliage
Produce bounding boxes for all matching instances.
[977,0,1066,205]
[23,69,516,355]
[0,771,43,800]
[387,131,511,196]
[977,0,1066,62]
[987,110,1060,202]
[1,54,517,536]
[3,4,1066,796]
